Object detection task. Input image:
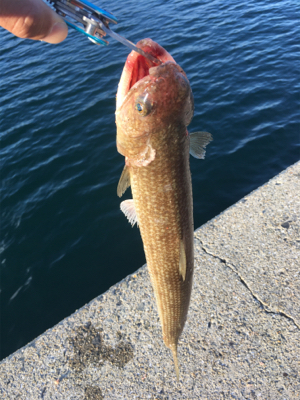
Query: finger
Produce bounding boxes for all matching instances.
[0,0,68,44]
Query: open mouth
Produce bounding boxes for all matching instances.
[116,39,175,109]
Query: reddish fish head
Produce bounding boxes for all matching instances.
[116,39,194,167]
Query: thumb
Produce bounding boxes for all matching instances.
[0,0,68,44]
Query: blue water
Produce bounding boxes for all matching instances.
[0,0,299,360]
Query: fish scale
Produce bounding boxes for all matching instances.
[128,124,194,376]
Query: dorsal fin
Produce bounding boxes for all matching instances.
[117,165,131,197]
[179,240,186,281]
[190,131,213,159]
[120,199,138,226]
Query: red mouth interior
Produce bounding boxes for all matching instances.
[116,39,175,109]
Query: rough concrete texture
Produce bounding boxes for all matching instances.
[0,161,299,399]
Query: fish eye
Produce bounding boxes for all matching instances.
[135,94,152,116]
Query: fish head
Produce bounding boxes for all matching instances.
[116,39,194,167]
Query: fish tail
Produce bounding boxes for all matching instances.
[171,345,180,381]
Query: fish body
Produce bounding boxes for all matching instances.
[115,39,212,378]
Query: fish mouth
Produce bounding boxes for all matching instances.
[116,39,175,109]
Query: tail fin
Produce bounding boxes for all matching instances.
[171,346,180,381]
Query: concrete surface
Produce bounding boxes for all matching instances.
[0,161,299,399]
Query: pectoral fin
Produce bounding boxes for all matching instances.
[117,165,131,197]
[120,199,138,227]
[179,240,186,281]
[190,131,213,159]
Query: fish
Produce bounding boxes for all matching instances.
[115,38,212,379]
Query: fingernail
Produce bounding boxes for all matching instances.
[42,22,68,44]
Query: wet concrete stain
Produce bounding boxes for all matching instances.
[84,385,103,400]
[67,321,134,373]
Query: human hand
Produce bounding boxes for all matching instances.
[0,0,68,44]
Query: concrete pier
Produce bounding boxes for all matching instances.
[1,161,299,399]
